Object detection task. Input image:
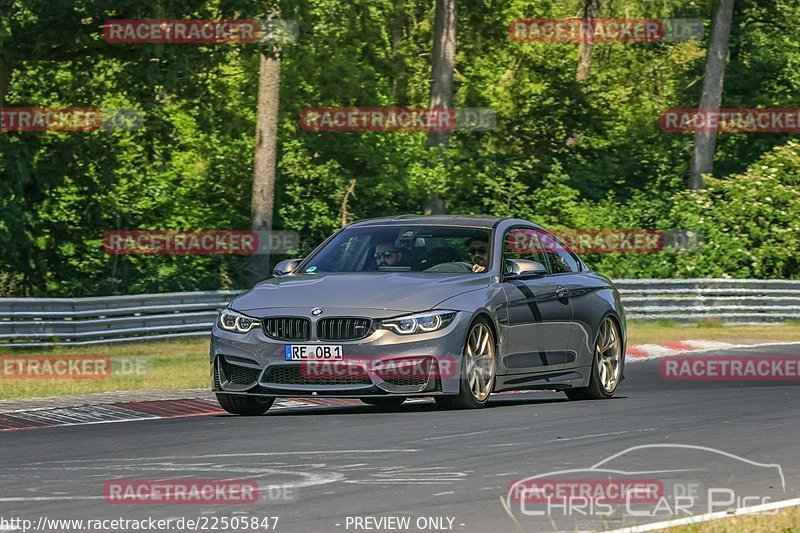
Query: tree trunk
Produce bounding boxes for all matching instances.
[689,0,735,190]
[250,51,281,283]
[390,1,408,102]
[340,179,357,228]
[424,0,456,215]
[576,0,600,84]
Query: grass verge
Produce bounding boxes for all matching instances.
[1,320,799,401]
[0,340,210,400]
[663,504,800,532]
[627,319,800,345]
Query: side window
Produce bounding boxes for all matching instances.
[503,228,548,274]
[537,230,580,274]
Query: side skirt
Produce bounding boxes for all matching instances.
[493,366,592,392]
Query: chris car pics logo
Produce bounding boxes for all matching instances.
[506,444,785,524]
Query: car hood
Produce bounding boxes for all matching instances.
[231,272,489,314]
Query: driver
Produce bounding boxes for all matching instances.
[467,238,489,273]
[374,240,403,267]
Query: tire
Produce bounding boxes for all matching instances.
[360,397,406,410]
[216,393,274,415]
[565,316,624,400]
[435,317,496,410]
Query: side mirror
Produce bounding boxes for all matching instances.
[273,258,302,277]
[504,259,547,280]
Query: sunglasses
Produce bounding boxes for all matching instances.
[374,251,399,259]
[468,246,488,255]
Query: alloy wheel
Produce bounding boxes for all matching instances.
[596,317,622,393]
[465,322,495,402]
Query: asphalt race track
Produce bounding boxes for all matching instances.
[2,343,800,533]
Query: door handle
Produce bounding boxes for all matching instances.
[555,286,570,299]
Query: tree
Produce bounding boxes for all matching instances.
[576,0,600,84]
[250,22,282,284]
[689,0,735,189]
[424,0,456,215]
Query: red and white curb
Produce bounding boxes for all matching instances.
[0,399,222,431]
[0,393,550,432]
[0,397,366,432]
[626,340,736,361]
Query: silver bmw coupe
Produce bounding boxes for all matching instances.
[211,216,626,414]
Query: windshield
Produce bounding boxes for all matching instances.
[301,225,492,273]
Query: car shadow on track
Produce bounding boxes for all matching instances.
[487,396,627,407]
[212,395,578,418]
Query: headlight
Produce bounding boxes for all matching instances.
[381,310,457,335]
[218,309,261,333]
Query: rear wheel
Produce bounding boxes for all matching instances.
[435,318,496,410]
[360,397,406,410]
[216,393,274,415]
[565,316,623,400]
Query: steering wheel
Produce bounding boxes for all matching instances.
[423,261,474,273]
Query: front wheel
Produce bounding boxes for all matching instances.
[216,393,274,415]
[435,318,496,410]
[565,316,624,400]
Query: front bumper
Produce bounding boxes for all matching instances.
[210,313,469,397]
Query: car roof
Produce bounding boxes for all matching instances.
[348,215,507,229]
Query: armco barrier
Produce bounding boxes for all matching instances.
[0,291,242,348]
[617,278,800,320]
[1,279,798,347]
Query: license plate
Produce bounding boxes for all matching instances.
[285,345,343,361]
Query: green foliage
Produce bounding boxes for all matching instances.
[669,141,800,278]
[1,0,799,296]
